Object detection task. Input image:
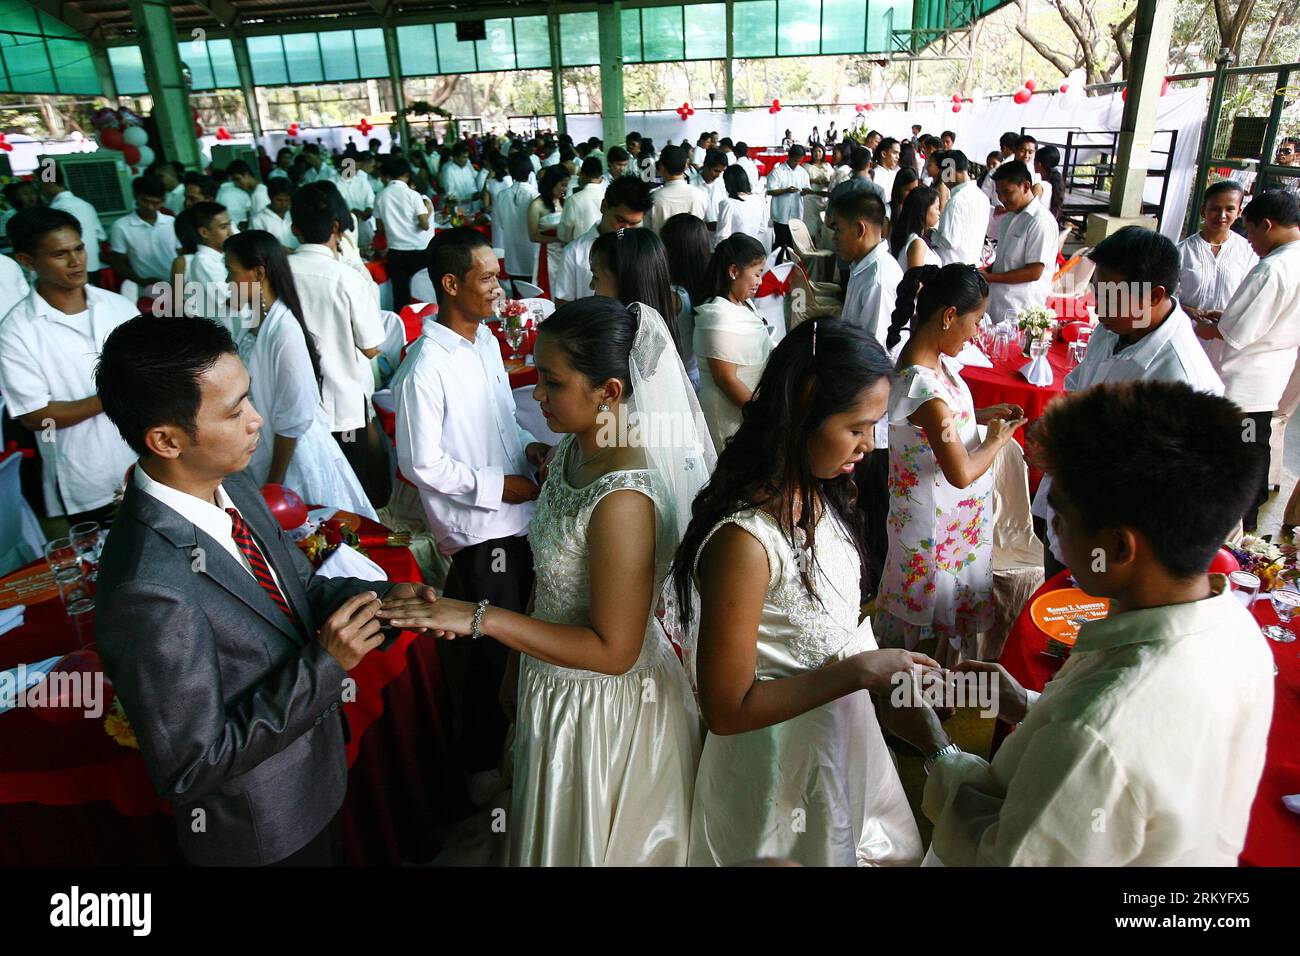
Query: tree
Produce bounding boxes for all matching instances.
[1013,0,1136,86]
[1213,0,1258,58]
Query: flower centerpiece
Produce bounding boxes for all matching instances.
[1231,534,1287,591]
[500,299,528,321]
[1016,304,1058,356]
[298,517,366,565]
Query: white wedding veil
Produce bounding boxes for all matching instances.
[625,302,717,673]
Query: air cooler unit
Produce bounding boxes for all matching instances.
[37,151,134,225]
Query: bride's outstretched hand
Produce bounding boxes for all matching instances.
[853,649,942,695]
[377,593,477,639]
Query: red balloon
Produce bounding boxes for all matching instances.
[121,144,141,166]
[100,127,125,150]
[1024,78,1037,91]
[952,103,961,113]
[260,483,309,530]
[31,649,113,725]
[1208,547,1240,576]
[1013,88,1032,105]
[952,93,962,103]
[1059,83,1069,94]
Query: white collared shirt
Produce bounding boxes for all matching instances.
[215,181,270,229]
[0,285,138,515]
[553,224,599,303]
[438,162,480,202]
[301,163,340,185]
[765,162,809,225]
[108,211,178,284]
[1177,232,1256,315]
[872,165,900,206]
[1032,302,1224,563]
[132,464,285,592]
[373,179,430,252]
[391,318,537,554]
[335,173,376,215]
[934,179,991,266]
[288,243,386,432]
[163,183,186,215]
[715,194,768,247]
[558,181,605,243]
[0,254,30,319]
[986,199,1058,323]
[50,190,107,272]
[647,178,709,233]
[843,241,904,448]
[924,577,1273,865]
[250,207,298,251]
[1214,239,1300,413]
[689,171,727,226]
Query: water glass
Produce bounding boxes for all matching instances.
[1228,570,1261,609]
[1067,340,1087,368]
[54,565,95,616]
[44,537,80,574]
[1263,586,1300,643]
[69,521,103,580]
[504,316,526,362]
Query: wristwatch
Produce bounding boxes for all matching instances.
[923,742,963,776]
[470,599,490,640]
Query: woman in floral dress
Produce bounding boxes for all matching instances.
[877,264,1027,666]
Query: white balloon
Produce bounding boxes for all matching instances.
[135,144,155,168]
[123,125,149,147]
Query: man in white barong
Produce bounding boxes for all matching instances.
[931,150,991,266]
[438,144,480,205]
[982,161,1058,324]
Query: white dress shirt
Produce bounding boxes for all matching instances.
[766,162,809,225]
[109,211,178,284]
[215,182,270,229]
[715,195,769,247]
[0,254,30,319]
[495,180,540,277]
[1031,302,1224,564]
[924,576,1273,865]
[1177,232,1256,315]
[558,181,605,243]
[163,183,186,216]
[553,224,599,302]
[250,207,298,251]
[183,244,239,343]
[843,240,904,448]
[648,178,709,233]
[872,165,900,206]
[689,171,727,227]
[391,318,537,554]
[1214,239,1300,413]
[439,161,480,203]
[986,200,1058,324]
[336,173,376,217]
[50,190,107,273]
[373,179,431,252]
[736,156,762,193]
[132,464,286,592]
[288,244,386,432]
[933,180,991,266]
[0,285,138,515]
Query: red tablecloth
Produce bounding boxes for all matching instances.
[999,570,1300,867]
[753,152,811,178]
[0,516,468,864]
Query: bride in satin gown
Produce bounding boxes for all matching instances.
[381,297,713,865]
[671,319,936,867]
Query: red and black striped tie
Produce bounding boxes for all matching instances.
[226,508,296,623]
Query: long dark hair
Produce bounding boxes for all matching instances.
[588,228,681,351]
[890,185,939,258]
[889,167,919,222]
[705,233,766,301]
[670,320,893,625]
[535,294,669,401]
[223,230,323,388]
[659,213,711,312]
[721,163,752,200]
[886,262,989,351]
[898,140,918,175]
[490,154,509,182]
[1037,144,1065,223]
[537,164,569,212]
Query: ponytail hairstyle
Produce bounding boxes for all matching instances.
[223,229,324,389]
[670,319,893,626]
[705,233,767,302]
[588,228,681,352]
[889,184,939,258]
[660,212,712,312]
[886,262,989,351]
[1036,144,1065,223]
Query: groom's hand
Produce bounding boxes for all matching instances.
[319,591,385,671]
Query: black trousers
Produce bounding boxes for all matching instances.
[444,534,535,773]
[386,248,427,312]
[773,221,794,250]
[1243,410,1275,532]
[332,415,390,510]
[853,447,891,603]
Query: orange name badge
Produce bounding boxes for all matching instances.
[0,564,59,609]
[1030,587,1110,647]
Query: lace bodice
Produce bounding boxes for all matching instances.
[528,435,665,677]
[695,507,874,678]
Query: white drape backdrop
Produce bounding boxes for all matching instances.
[573,84,1208,240]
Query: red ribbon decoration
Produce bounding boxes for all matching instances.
[755,270,792,299]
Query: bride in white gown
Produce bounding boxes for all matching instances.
[381,297,713,865]
[671,319,936,867]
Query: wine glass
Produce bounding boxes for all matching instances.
[1263,586,1300,643]
[504,312,526,362]
[1228,570,1261,609]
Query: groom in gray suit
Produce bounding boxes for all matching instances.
[94,314,436,866]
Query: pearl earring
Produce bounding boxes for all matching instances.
[599,403,610,412]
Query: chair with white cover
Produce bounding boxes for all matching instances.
[979,439,1045,661]
[372,311,406,388]
[785,261,841,333]
[410,268,438,304]
[511,279,545,299]
[786,218,835,282]
[518,297,556,322]
[0,452,46,577]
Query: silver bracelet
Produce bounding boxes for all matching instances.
[470,598,490,640]
[923,742,963,776]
